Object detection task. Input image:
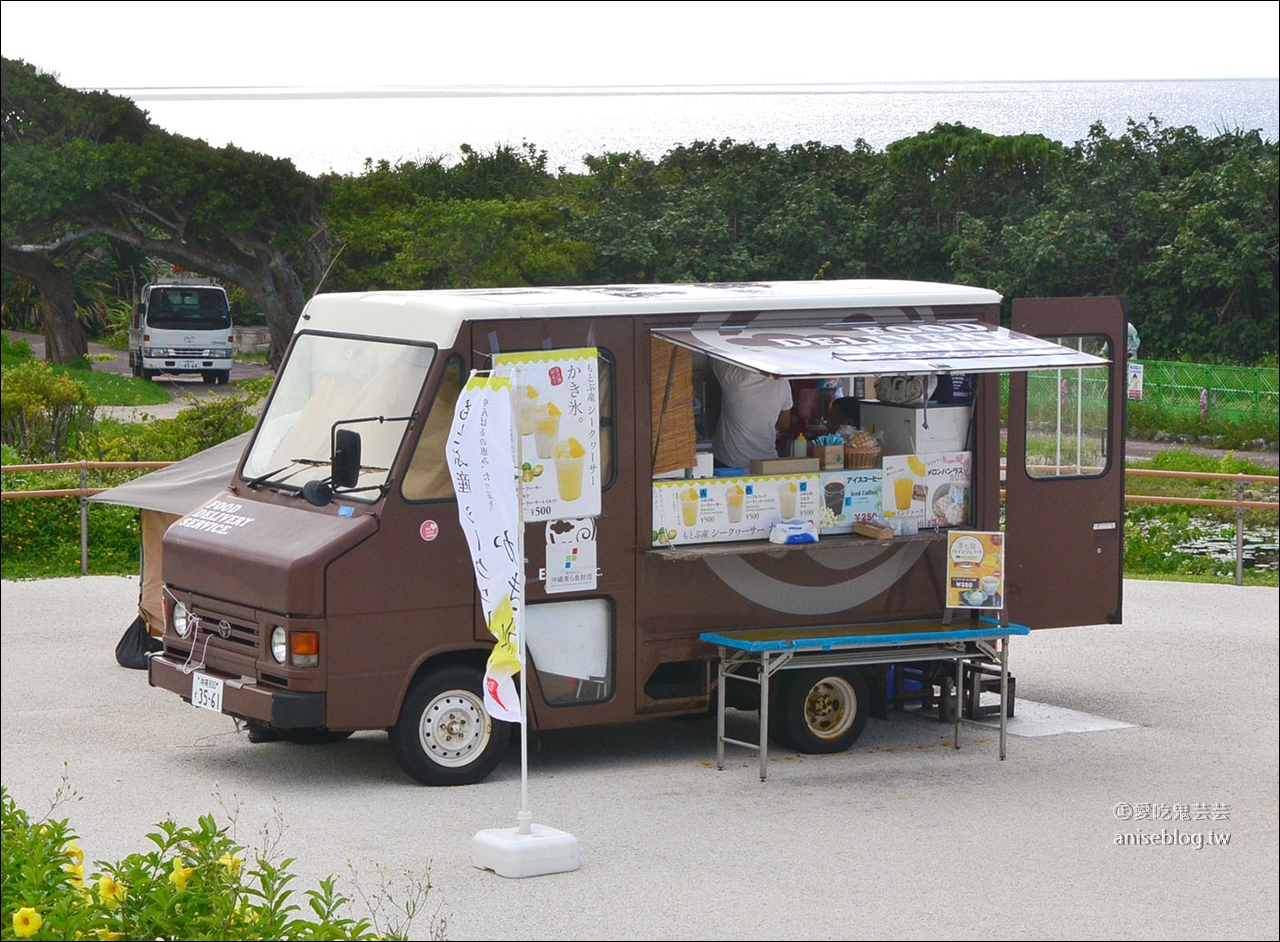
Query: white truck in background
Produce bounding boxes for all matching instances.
[128,276,235,384]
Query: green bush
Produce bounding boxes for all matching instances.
[2,381,271,579]
[84,377,269,462]
[0,361,96,461]
[0,333,34,368]
[0,784,439,940]
[1127,399,1279,450]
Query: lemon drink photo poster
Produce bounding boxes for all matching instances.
[446,373,523,723]
[494,349,602,521]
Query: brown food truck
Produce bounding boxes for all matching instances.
[149,280,1126,785]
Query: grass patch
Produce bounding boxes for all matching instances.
[2,332,171,406]
[70,366,172,406]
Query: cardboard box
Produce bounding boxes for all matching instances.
[749,457,820,475]
[814,444,844,470]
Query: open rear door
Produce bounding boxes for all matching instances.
[1006,298,1127,628]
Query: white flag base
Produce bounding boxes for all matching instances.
[472,811,580,878]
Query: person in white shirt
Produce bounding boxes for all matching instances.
[711,360,793,469]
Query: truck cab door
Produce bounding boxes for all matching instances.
[1005,297,1127,628]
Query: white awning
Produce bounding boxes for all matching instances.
[652,321,1108,378]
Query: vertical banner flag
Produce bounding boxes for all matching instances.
[494,349,601,521]
[447,374,523,723]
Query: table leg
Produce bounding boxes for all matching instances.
[954,656,962,748]
[716,647,727,771]
[999,639,1009,760]
[759,652,770,782]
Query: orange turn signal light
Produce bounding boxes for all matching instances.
[290,631,319,656]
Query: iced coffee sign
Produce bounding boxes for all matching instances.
[818,468,883,533]
[882,452,972,527]
[652,474,819,546]
[494,348,601,521]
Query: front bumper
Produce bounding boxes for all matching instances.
[149,655,324,729]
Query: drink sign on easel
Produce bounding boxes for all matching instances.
[946,531,1005,610]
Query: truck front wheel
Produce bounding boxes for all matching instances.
[389,665,511,786]
[775,667,868,754]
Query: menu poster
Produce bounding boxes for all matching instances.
[882,451,972,527]
[494,348,601,521]
[946,531,1004,610]
[652,474,820,546]
[818,468,883,533]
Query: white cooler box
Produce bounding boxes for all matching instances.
[860,402,973,456]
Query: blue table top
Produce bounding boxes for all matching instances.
[699,617,1030,653]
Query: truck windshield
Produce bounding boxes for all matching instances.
[146,287,232,331]
[242,333,436,501]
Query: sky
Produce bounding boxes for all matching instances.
[2,0,1278,89]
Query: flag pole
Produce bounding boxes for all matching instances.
[517,427,531,834]
[471,364,578,877]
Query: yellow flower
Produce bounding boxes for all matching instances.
[95,929,123,941]
[64,860,85,888]
[218,852,242,876]
[98,873,125,908]
[65,840,85,866]
[168,856,195,892]
[12,907,42,938]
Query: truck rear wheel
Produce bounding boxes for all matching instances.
[775,667,868,754]
[389,665,510,786]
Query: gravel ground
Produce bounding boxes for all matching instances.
[2,577,1276,940]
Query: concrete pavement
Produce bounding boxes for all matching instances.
[1,577,1276,940]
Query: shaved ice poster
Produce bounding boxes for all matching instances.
[495,349,601,521]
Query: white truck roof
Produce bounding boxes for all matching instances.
[298,280,1002,350]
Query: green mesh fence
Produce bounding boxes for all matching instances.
[1000,360,1278,421]
[1130,360,1279,419]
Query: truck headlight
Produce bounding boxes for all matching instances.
[270,626,287,664]
[173,602,191,638]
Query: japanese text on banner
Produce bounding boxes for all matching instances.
[446,374,523,722]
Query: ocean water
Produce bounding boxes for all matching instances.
[133,79,1278,176]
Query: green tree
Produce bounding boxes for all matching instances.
[1,57,332,365]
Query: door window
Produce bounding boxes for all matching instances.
[526,598,614,705]
[402,355,465,501]
[1023,335,1113,478]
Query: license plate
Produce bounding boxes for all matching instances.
[179,360,202,370]
[191,672,224,713]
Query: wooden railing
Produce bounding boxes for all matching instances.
[1,460,172,574]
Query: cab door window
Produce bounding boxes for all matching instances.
[402,355,465,501]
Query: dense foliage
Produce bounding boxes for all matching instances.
[3,58,1276,365]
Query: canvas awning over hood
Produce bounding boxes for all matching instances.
[651,320,1108,378]
[89,432,249,516]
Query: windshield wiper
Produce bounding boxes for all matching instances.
[245,457,326,490]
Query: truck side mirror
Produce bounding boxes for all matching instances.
[332,428,361,489]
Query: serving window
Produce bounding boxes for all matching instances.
[648,320,1109,551]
